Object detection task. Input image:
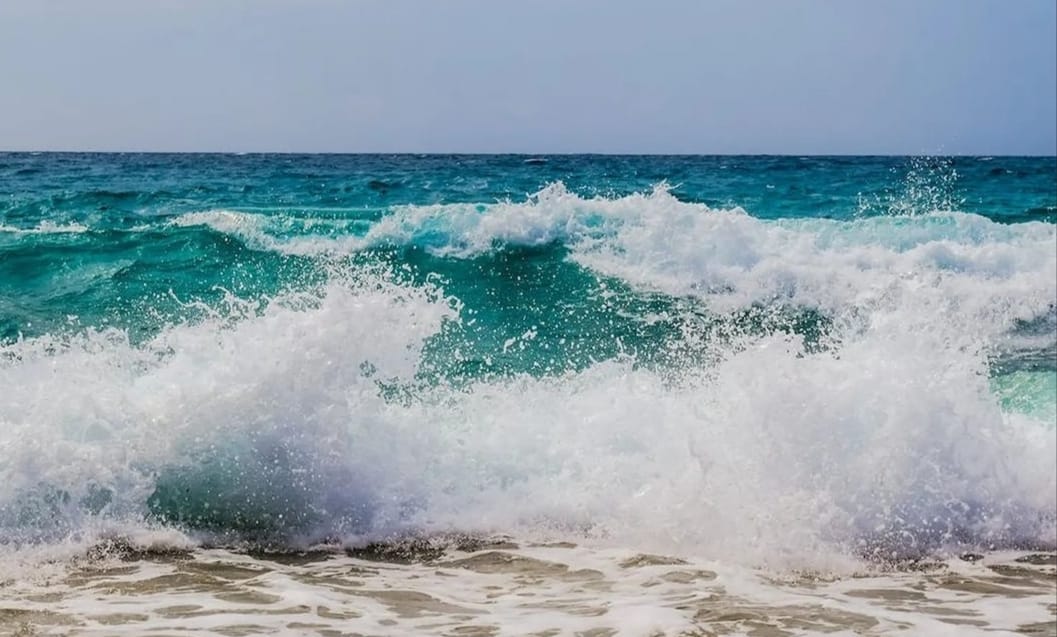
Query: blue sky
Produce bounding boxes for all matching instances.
[1,0,1054,154]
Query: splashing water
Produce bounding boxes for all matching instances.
[0,153,1054,635]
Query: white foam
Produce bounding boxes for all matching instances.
[177,185,1056,345]
[171,209,365,255]
[0,220,90,235]
[360,184,1057,342]
[2,544,1053,636]
[4,186,1055,567]
[0,268,457,546]
[0,263,1053,569]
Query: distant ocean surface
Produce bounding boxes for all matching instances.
[1,154,1055,636]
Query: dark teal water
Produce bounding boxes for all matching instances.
[0,153,1054,558]
[1,154,1053,354]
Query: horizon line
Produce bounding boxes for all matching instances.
[2,150,1056,158]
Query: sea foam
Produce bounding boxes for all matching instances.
[0,257,1053,569]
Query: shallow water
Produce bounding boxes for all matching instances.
[1,540,1054,636]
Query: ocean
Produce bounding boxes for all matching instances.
[0,153,1054,636]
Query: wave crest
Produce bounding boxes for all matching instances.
[0,263,1053,568]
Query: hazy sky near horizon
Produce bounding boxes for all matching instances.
[1,0,1054,154]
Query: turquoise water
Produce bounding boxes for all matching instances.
[0,153,1054,562]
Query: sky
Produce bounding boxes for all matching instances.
[1,0,1054,154]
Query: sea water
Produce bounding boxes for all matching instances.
[0,154,1054,635]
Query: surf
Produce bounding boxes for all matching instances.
[0,156,1053,574]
